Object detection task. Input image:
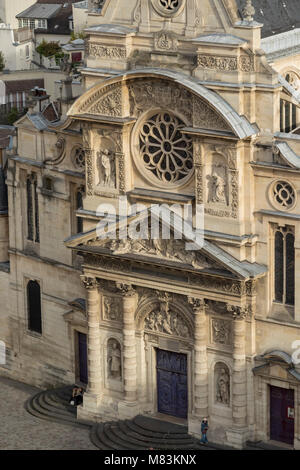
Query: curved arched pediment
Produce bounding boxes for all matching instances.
[68,69,256,139]
[135,293,194,339]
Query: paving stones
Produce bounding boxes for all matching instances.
[0,377,96,450]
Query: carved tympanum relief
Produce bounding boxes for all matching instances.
[144,298,191,339]
[107,338,122,380]
[78,83,122,117]
[101,237,213,271]
[215,363,230,406]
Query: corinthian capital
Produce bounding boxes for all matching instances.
[188,297,206,312]
[81,275,98,290]
[227,304,250,320]
[116,283,136,297]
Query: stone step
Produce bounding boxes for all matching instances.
[125,419,192,441]
[90,424,115,450]
[245,440,292,451]
[90,417,206,451]
[134,415,188,435]
[31,394,79,424]
[119,421,195,447]
[96,422,135,450]
[25,387,91,430]
[105,423,148,450]
[39,392,76,417]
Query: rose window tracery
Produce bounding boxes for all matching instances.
[72,146,85,169]
[151,0,185,17]
[160,0,179,11]
[139,112,193,184]
[273,181,296,209]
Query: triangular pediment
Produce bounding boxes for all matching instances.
[65,207,265,280]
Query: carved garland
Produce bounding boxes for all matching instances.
[197,54,255,73]
[87,43,127,60]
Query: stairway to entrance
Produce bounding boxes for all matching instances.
[25,385,92,429]
[25,387,233,450]
[90,415,220,450]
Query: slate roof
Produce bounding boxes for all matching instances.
[4,79,44,94]
[18,0,77,35]
[235,0,300,38]
[16,4,62,19]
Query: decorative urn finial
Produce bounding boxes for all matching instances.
[242,0,255,22]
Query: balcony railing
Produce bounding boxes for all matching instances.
[13,27,33,43]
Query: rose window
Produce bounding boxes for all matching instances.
[273,181,296,209]
[139,112,193,184]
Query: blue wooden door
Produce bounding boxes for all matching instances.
[270,386,294,445]
[78,332,88,384]
[156,349,188,419]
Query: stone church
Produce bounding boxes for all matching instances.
[1,0,300,449]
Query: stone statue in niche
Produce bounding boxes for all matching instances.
[107,339,122,380]
[207,164,228,205]
[97,149,116,188]
[216,365,230,405]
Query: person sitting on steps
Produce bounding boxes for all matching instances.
[69,386,84,406]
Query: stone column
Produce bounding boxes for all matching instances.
[189,298,208,418]
[117,283,139,418]
[188,297,208,436]
[226,304,248,448]
[80,275,102,413]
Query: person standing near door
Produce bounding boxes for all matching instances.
[200,418,209,444]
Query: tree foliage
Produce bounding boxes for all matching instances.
[36,40,62,58]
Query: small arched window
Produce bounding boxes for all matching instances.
[274,227,295,306]
[27,280,42,334]
[76,186,85,233]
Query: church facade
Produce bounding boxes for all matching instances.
[1,0,300,449]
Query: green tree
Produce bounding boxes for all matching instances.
[36,40,62,58]
[7,107,19,125]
